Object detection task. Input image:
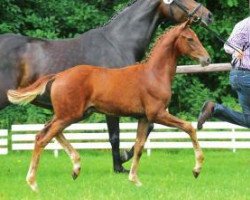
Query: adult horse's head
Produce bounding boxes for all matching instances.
[159,0,213,26]
[175,21,211,66]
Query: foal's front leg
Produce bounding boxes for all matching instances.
[121,110,169,163]
[152,109,204,178]
[129,118,150,186]
[121,123,154,164]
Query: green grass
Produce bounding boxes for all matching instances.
[1,150,250,200]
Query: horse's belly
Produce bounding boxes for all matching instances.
[93,97,144,117]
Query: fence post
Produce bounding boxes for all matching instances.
[232,128,236,153]
[53,139,59,158]
[147,138,151,156]
[0,129,8,155]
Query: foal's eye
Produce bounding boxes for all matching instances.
[187,38,194,42]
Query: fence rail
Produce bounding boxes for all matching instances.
[176,63,231,74]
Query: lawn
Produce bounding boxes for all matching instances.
[0,149,250,200]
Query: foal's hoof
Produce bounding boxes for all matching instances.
[129,175,142,187]
[72,171,78,180]
[26,175,39,192]
[192,169,200,179]
[72,166,81,180]
[135,181,142,187]
[27,180,39,192]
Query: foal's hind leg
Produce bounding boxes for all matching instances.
[121,123,154,164]
[26,118,69,192]
[42,120,81,179]
[151,110,204,178]
[55,133,81,180]
[129,118,150,186]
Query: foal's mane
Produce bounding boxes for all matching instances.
[142,25,177,63]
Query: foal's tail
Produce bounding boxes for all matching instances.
[7,74,56,105]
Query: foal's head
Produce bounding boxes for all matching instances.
[175,22,211,66]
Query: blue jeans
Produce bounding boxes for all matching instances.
[213,69,250,128]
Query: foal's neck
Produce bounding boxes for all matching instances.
[146,32,180,79]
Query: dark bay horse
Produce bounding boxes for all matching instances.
[8,21,211,191]
[0,0,213,172]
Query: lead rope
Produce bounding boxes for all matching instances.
[201,24,243,54]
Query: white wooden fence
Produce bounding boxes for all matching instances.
[8,122,250,157]
[0,129,8,155]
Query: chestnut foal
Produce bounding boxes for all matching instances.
[8,21,210,191]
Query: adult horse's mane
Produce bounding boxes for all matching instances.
[100,0,139,29]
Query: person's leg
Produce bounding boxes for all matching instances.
[198,70,250,129]
[212,103,250,128]
[213,70,250,127]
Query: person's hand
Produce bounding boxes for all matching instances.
[235,50,244,60]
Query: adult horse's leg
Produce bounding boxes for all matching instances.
[0,78,14,110]
[0,96,9,110]
[129,118,149,186]
[152,109,204,177]
[55,133,81,180]
[121,123,154,163]
[26,118,70,192]
[106,115,129,173]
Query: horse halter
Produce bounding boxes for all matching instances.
[164,0,203,22]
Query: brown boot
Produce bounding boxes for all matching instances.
[197,101,215,130]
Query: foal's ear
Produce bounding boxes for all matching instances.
[180,20,191,30]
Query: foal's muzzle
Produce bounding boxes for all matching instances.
[199,56,211,67]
